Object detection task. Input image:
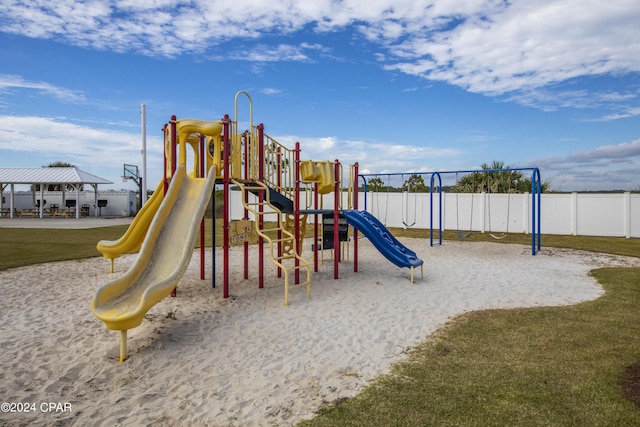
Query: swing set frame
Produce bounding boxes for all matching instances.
[430,167,542,255]
[360,167,542,256]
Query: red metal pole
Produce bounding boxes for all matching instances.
[294,142,301,285]
[243,130,249,280]
[257,124,265,289]
[170,115,177,180]
[313,182,319,272]
[223,114,230,299]
[162,123,168,195]
[334,159,340,280]
[200,135,205,280]
[353,162,359,273]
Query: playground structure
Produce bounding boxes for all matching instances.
[91,91,424,362]
[359,167,542,255]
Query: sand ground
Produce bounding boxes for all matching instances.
[1,237,639,426]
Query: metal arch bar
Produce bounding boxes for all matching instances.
[234,90,253,132]
[358,167,541,178]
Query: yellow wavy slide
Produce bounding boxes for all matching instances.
[91,165,216,362]
[96,179,165,273]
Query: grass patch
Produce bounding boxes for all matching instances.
[0,226,129,270]
[395,228,640,258]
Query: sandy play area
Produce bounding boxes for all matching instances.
[1,238,639,426]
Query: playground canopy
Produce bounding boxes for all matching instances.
[0,167,112,219]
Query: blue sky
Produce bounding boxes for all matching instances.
[0,0,639,192]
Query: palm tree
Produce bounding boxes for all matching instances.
[469,161,513,193]
[453,161,549,193]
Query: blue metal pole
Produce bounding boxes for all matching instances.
[429,172,442,246]
[536,168,541,253]
[530,167,542,255]
[362,177,368,212]
[429,177,434,247]
[531,169,536,256]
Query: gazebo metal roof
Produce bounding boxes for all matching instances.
[0,167,112,185]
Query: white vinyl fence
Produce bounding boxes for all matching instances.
[359,191,639,238]
[6,188,636,238]
[226,190,639,238]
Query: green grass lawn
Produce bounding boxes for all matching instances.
[0,225,129,270]
[1,222,639,425]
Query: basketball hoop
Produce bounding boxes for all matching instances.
[123,164,141,181]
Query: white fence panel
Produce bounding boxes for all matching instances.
[631,194,640,238]
[483,193,522,234]
[442,193,483,233]
[539,194,574,235]
[353,191,640,238]
[576,194,626,237]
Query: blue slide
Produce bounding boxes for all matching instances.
[342,210,424,271]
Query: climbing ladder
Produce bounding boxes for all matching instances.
[232,178,310,306]
[227,91,312,305]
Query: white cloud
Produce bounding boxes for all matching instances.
[260,88,283,96]
[275,133,459,175]
[0,113,461,190]
[1,0,638,102]
[525,138,640,191]
[535,139,640,166]
[588,107,640,122]
[0,74,85,103]
[383,0,640,95]
[0,115,163,187]
[229,44,317,63]
[1,0,639,192]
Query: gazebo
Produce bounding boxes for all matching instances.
[0,167,112,219]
